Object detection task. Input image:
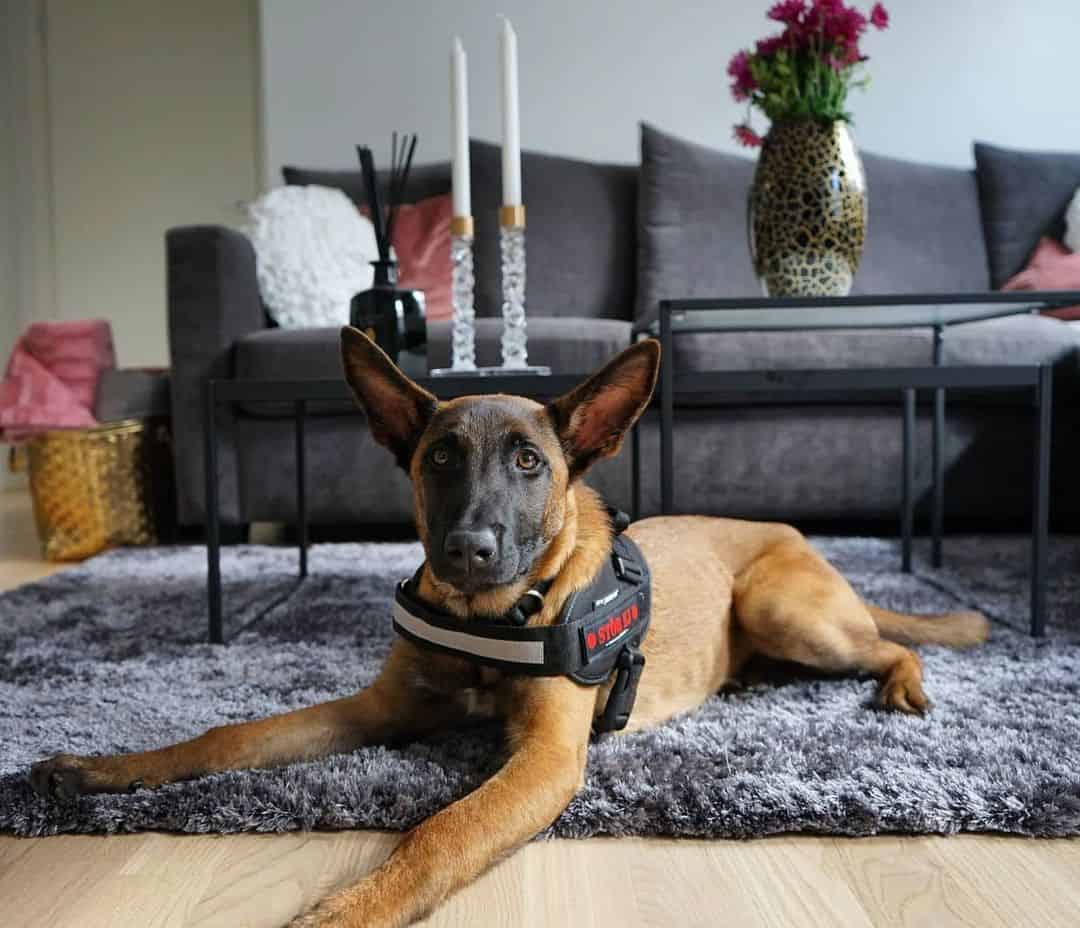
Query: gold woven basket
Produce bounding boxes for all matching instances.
[27,418,172,562]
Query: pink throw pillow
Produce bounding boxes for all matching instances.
[1002,237,1080,320]
[361,194,453,322]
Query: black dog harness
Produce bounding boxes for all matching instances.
[392,511,651,734]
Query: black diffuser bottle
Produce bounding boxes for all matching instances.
[349,258,427,378]
[350,136,427,378]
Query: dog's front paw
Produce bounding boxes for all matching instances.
[289,896,354,928]
[289,884,395,928]
[876,677,931,715]
[28,754,95,800]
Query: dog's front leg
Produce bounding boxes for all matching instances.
[29,642,453,798]
[291,678,595,928]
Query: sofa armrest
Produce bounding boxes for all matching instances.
[167,225,266,525]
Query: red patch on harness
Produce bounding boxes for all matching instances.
[582,602,639,660]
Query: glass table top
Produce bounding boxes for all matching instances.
[644,295,1070,334]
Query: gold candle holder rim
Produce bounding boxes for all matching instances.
[499,204,526,228]
[451,215,474,237]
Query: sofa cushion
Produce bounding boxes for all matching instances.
[942,314,1080,369]
[974,142,1080,287]
[469,140,637,322]
[669,313,1079,382]
[856,153,989,295]
[637,123,758,326]
[233,317,632,417]
[673,328,933,372]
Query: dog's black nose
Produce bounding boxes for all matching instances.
[444,528,497,570]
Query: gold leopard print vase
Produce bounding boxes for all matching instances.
[748,118,867,297]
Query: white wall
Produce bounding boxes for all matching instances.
[261,0,1080,174]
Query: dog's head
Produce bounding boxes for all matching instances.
[341,327,659,595]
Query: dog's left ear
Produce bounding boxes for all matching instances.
[341,326,438,470]
[548,339,660,478]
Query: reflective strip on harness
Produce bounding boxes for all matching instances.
[392,599,546,666]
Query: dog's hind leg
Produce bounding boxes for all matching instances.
[732,536,929,714]
[29,641,456,799]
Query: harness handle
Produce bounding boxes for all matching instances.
[594,643,646,734]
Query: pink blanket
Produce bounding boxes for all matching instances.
[0,320,116,442]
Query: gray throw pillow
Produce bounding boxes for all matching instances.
[974,142,1080,288]
[637,123,758,326]
[855,152,989,295]
[468,140,637,320]
[281,163,451,208]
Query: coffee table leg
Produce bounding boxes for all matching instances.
[660,308,674,515]
[901,388,915,573]
[931,326,945,568]
[1031,365,1052,636]
[295,400,308,579]
[204,380,223,645]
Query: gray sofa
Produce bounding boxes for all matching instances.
[166,128,1080,531]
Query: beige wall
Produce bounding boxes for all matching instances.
[31,0,262,368]
[1,0,52,489]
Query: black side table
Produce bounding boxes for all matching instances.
[642,292,1076,636]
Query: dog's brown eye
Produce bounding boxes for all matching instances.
[516,449,540,471]
[431,448,451,467]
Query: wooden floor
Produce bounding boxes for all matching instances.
[1,487,1078,927]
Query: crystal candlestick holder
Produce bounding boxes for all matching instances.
[431,216,478,376]
[498,205,549,375]
[450,216,476,370]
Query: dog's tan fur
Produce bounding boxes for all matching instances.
[29,333,989,927]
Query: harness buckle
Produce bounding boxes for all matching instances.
[595,643,646,734]
[612,554,643,583]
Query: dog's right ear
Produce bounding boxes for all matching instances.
[548,339,660,478]
[340,326,438,470]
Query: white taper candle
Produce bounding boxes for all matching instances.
[450,37,471,217]
[498,16,522,207]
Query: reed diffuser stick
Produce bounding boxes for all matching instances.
[356,145,388,261]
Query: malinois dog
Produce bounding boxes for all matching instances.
[30,329,989,927]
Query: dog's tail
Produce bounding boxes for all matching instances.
[866,604,990,648]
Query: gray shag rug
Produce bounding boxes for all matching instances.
[2,537,1079,840]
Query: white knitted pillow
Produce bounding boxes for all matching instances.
[246,185,378,328]
[1065,187,1080,253]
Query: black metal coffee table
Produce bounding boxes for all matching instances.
[640,292,1076,637]
[203,293,1072,643]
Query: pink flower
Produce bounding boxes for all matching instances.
[734,124,763,148]
[767,0,806,25]
[826,7,867,46]
[727,50,756,100]
[755,34,786,57]
[870,2,889,29]
[726,50,751,80]
[834,44,865,68]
